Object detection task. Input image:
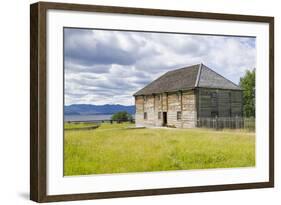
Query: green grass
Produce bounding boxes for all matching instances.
[64,122,97,130]
[64,123,255,176]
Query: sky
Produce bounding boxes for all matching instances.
[64,28,256,106]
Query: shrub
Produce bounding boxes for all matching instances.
[111,111,132,122]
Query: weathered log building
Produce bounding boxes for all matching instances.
[133,64,243,128]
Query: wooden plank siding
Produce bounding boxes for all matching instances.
[134,64,243,128]
[135,88,242,128]
[135,90,197,128]
[197,88,243,118]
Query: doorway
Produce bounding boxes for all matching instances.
[163,112,167,126]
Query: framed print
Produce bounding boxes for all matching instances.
[30,1,274,202]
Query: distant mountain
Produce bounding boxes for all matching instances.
[64,104,135,115]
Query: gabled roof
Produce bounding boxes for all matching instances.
[133,63,241,96]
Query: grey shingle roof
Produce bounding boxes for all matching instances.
[133,63,241,96]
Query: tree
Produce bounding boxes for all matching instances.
[111,111,132,122]
[239,69,255,117]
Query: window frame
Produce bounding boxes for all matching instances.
[177,111,182,120]
[144,112,147,120]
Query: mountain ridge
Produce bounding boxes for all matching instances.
[64,104,135,115]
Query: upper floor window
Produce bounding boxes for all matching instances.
[211,92,217,99]
[210,92,218,117]
[143,96,147,103]
[177,92,181,101]
[158,95,161,101]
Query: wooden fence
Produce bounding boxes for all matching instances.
[197,117,255,131]
[65,119,135,124]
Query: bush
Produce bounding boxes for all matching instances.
[111,111,132,122]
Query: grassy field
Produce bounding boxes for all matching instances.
[64,122,98,130]
[64,122,255,176]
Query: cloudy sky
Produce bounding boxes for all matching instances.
[64,28,256,106]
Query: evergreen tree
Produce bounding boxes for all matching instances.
[239,69,255,117]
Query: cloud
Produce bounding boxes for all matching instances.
[64,29,160,67]
[64,28,256,105]
[64,29,135,66]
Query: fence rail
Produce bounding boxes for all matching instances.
[65,119,135,124]
[197,117,255,131]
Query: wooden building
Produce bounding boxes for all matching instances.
[133,63,243,128]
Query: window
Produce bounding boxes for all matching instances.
[177,111,182,120]
[211,92,217,98]
[211,111,218,117]
[177,92,181,101]
[211,92,218,117]
[158,95,161,101]
[143,96,147,103]
[144,112,147,120]
[158,112,161,119]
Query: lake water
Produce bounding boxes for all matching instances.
[64,114,112,122]
[64,114,135,122]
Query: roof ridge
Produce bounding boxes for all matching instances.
[133,64,200,95]
[195,63,203,87]
[201,64,241,88]
[133,63,241,96]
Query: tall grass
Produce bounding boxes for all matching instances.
[64,123,255,176]
[64,122,97,130]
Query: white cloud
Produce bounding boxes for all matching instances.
[64,28,256,105]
